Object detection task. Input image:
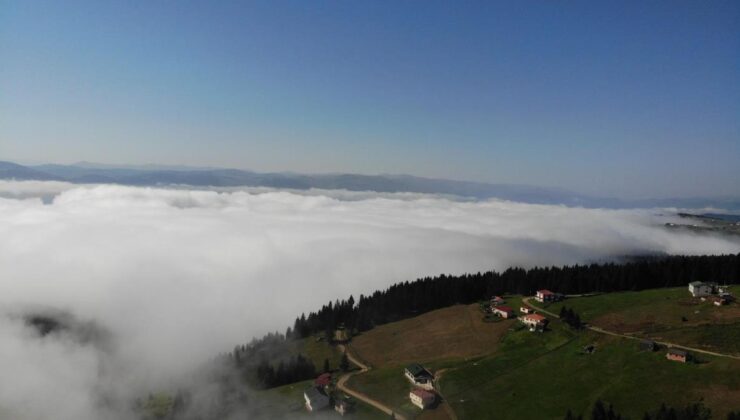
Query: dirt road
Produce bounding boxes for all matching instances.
[336,344,408,420]
[522,297,740,361]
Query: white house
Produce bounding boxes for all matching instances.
[535,289,557,303]
[492,305,515,319]
[520,313,548,331]
[688,281,714,297]
[404,364,434,389]
[409,389,436,409]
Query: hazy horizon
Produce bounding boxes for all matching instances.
[4,158,740,203]
[2,1,738,198]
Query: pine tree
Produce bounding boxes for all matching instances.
[592,400,606,420]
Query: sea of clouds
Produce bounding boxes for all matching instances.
[0,180,738,419]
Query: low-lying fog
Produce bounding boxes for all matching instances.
[1,180,738,419]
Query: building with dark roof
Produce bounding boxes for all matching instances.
[304,386,330,411]
[404,363,433,388]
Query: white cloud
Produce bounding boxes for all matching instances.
[0,182,738,419]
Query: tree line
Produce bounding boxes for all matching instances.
[223,253,739,390]
[290,254,739,339]
[564,400,739,420]
[559,306,584,329]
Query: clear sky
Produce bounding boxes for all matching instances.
[1,1,738,199]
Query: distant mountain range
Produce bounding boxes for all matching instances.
[1,160,739,210]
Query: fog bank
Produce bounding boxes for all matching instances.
[0,182,738,419]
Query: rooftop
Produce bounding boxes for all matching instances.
[667,348,688,357]
[411,389,436,399]
[406,363,431,377]
[304,386,328,402]
[523,314,547,322]
[538,289,555,295]
[315,373,332,386]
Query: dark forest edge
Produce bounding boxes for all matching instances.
[223,253,740,390]
[565,400,740,420]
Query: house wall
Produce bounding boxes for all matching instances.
[666,353,687,363]
[689,284,713,297]
[410,393,425,409]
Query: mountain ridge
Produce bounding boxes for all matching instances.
[1,160,739,210]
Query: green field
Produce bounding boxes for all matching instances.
[347,366,422,419]
[339,288,740,419]
[439,328,740,419]
[293,334,345,370]
[543,287,740,354]
[252,379,387,419]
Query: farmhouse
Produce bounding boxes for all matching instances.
[520,306,534,314]
[535,289,558,303]
[490,296,506,306]
[304,386,330,411]
[404,363,434,388]
[492,305,515,319]
[666,348,689,363]
[409,389,436,409]
[520,313,548,330]
[688,281,715,297]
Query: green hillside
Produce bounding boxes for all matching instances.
[338,288,740,419]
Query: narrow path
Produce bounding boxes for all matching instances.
[432,369,459,420]
[336,344,408,420]
[522,297,740,361]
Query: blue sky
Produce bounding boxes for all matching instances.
[1,1,738,198]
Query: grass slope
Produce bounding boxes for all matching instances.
[440,326,740,419]
[545,287,740,354]
[343,289,740,419]
[351,302,515,368]
[253,379,387,419]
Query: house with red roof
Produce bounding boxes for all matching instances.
[490,296,506,306]
[520,313,548,331]
[666,348,689,363]
[492,305,515,319]
[409,388,436,409]
[314,372,332,389]
[535,289,557,303]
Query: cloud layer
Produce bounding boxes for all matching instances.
[0,181,738,419]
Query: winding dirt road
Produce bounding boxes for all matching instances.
[522,297,740,361]
[336,344,408,420]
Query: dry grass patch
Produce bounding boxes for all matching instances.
[351,303,511,368]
